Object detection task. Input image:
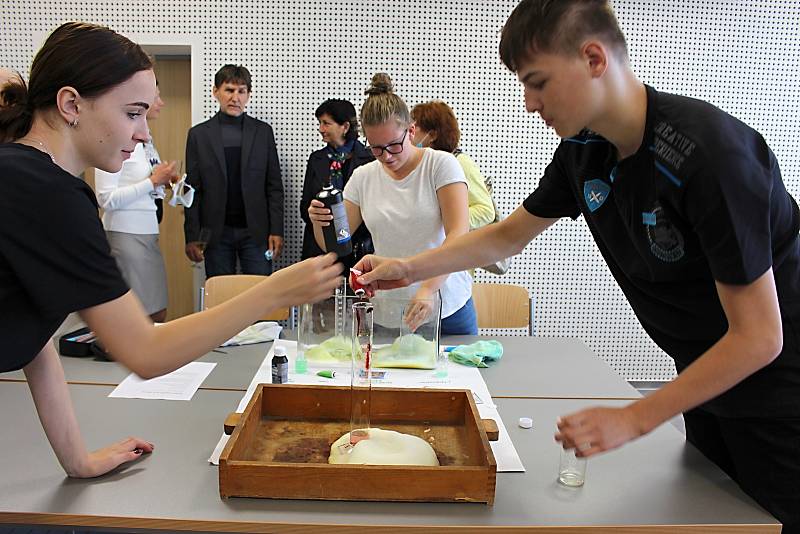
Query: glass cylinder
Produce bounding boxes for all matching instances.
[350,301,374,445]
[334,278,347,338]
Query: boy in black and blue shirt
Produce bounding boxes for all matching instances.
[526,84,800,420]
[355,1,800,531]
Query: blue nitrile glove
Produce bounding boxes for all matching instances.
[448,340,503,368]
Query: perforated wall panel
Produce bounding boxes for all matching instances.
[3,1,799,381]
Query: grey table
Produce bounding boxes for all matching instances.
[0,382,779,532]
[0,342,271,391]
[1,336,640,400]
[445,335,640,399]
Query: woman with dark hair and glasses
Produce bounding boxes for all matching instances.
[300,98,374,268]
[0,22,342,478]
[308,74,477,335]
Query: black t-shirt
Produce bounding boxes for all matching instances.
[0,143,129,372]
[221,112,247,228]
[524,85,800,417]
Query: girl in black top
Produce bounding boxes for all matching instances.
[0,22,342,478]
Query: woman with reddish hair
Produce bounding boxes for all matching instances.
[411,100,494,230]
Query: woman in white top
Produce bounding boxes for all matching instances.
[95,83,176,322]
[309,73,477,335]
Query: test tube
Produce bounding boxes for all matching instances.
[350,300,373,445]
[435,350,449,378]
[295,303,312,374]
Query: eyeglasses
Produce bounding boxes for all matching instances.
[366,129,408,157]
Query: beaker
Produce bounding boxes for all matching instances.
[350,300,374,445]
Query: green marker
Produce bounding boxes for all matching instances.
[317,370,336,379]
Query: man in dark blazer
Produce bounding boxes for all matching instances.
[184,64,283,278]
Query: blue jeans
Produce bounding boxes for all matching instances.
[204,226,272,278]
[441,297,478,335]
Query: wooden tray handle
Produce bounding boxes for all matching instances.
[224,412,241,435]
[482,419,499,441]
[225,412,499,441]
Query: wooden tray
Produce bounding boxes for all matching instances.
[219,384,497,504]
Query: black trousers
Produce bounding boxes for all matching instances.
[204,226,272,278]
[684,407,800,533]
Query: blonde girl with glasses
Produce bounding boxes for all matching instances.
[308,73,477,335]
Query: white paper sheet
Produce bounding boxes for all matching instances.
[209,340,524,471]
[110,362,216,401]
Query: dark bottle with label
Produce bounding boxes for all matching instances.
[317,176,352,258]
[271,346,289,384]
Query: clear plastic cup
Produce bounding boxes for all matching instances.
[558,446,587,487]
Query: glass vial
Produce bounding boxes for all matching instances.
[350,301,373,445]
[271,345,289,384]
[435,350,449,378]
[558,446,587,487]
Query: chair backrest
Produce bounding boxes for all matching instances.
[202,274,290,322]
[472,283,532,335]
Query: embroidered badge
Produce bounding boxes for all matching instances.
[645,205,685,262]
[584,179,611,213]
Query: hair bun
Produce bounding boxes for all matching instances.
[0,76,33,142]
[365,72,393,96]
[0,75,27,108]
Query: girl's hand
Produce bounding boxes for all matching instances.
[70,437,154,478]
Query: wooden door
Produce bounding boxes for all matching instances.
[150,57,193,320]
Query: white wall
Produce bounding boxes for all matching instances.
[4,0,799,380]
